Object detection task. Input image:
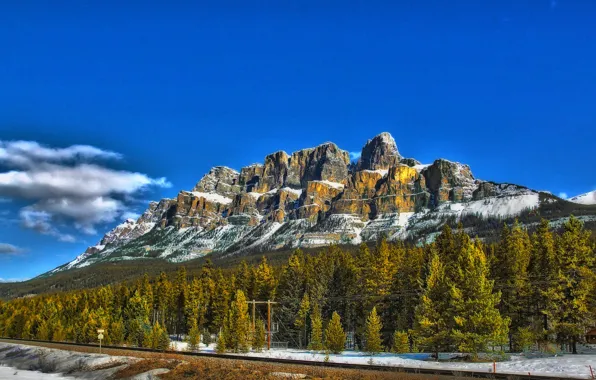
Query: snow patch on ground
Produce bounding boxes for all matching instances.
[0,366,76,379]
[167,342,596,379]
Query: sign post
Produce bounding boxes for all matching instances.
[97,329,105,354]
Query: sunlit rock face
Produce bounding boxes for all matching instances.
[56,131,563,273]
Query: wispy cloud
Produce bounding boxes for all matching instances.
[558,192,568,199]
[0,243,24,255]
[349,151,361,161]
[0,277,29,283]
[0,140,171,241]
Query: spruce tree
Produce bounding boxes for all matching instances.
[110,318,125,345]
[52,320,66,342]
[391,331,409,353]
[325,311,346,354]
[226,290,251,353]
[294,293,310,348]
[450,238,509,355]
[545,216,595,353]
[187,322,201,352]
[308,305,323,351]
[411,249,451,356]
[529,219,556,344]
[364,307,383,354]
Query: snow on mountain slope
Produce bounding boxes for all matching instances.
[569,190,596,205]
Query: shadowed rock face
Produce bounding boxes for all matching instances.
[286,143,351,188]
[422,159,476,206]
[56,131,562,273]
[357,132,401,171]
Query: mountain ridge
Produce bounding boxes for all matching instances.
[46,132,596,276]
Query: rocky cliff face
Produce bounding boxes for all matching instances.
[53,132,590,274]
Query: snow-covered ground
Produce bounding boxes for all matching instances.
[0,365,76,379]
[169,340,596,379]
[0,342,134,380]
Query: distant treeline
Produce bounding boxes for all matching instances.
[0,216,594,355]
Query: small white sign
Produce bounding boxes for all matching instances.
[98,334,104,340]
[97,329,105,334]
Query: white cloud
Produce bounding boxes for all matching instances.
[0,140,171,241]
[0,140,121,168]
[0,277,29,283]
[349,151,361,161]
[558,192,568,199]
[19,208,76,242]
[0,243,24,255]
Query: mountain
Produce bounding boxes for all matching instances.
[47,132,596,275]
[568,190,596,205]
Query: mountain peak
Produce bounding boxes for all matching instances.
[357,132,401,170]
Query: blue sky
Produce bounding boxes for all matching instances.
[1,0,595,280]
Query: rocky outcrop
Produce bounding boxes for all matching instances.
[374,165,429,214]
[422,159,476,206]
[357,132,401,170]
[193,166,241,196]
[239,164,264,192]
[256,151,290,193]
[286,143,350,188]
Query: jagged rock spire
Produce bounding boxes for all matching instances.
[357,132,401,170]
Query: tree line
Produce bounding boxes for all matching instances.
[0,216,594,356]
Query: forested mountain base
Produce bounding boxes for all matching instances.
[0,216,594,356]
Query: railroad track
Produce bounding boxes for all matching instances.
[0,337,575,379]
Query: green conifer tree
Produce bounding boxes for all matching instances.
[545,216,595,353]
[325,311,346,354]
[187,322,201,352]
[308,305,323,351]
[411,249,451,357]
[391,331,409,353]
[226,290,251,353]
[364,307,383,354]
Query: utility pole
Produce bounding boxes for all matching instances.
[267,300,271,351]
[245,300,278,350]
[252,300,256,331]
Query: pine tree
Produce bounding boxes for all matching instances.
[529,219,556,345]
[450,238,509,355]
[253,318,266,352]
[226,290,251,353]
[308,304,323,351]
[545,216,595,353]
[109,318,125,345]
[294,293,310,348]
[276,250,306,345]
[253,256,276,300]
[411,248,452,356]
[391,331,409,353]
[216,325,227,353]
[52,320,66,342]
[187,322,201,352]
[493,221,531,350]
[364,307,383,355]
[325,311,346,354]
